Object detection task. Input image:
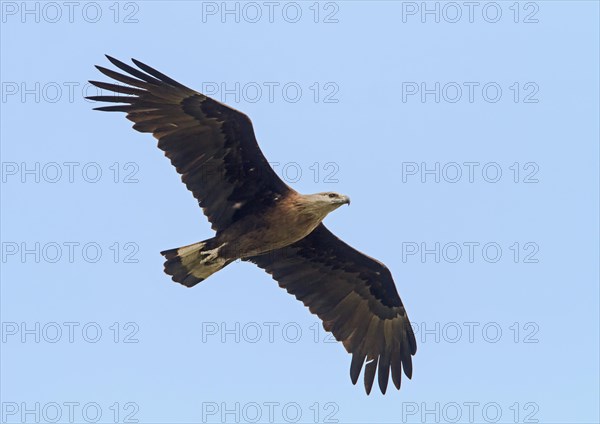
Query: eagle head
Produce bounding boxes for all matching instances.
[292,192,350,220]
[308,191,351,211]
[320,191,350,206]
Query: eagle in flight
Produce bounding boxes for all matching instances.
[88,56,417,395]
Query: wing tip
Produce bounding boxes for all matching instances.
[131,57,144,67]
[105,54,123,67]
[91,105,129,112]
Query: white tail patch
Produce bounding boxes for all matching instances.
[162,240,231,287]
[180,242,228,281]
[178,241,206,256]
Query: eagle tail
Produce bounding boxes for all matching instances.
[160,239,231,287]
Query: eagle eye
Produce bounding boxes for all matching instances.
[328,193,337,198]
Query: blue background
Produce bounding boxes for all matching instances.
[1,1,599,423]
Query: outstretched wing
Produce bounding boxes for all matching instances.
[87,56,291,231]
[246,224,417,394]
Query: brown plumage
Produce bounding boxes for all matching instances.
[87,56,417,394]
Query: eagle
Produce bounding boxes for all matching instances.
[87,56,417,395]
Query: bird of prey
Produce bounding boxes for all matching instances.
[87,56,417,394]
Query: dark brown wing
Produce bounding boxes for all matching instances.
[87,56,290,231]
[245,224,417,394]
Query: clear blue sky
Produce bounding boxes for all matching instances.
[1,1,598,423]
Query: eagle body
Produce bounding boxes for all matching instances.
[163,191,350,286]
[221,191,348,256]
[88,56,417,395]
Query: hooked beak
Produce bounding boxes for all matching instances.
[341,195,351,206]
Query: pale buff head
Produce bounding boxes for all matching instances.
[296,192,351,218]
